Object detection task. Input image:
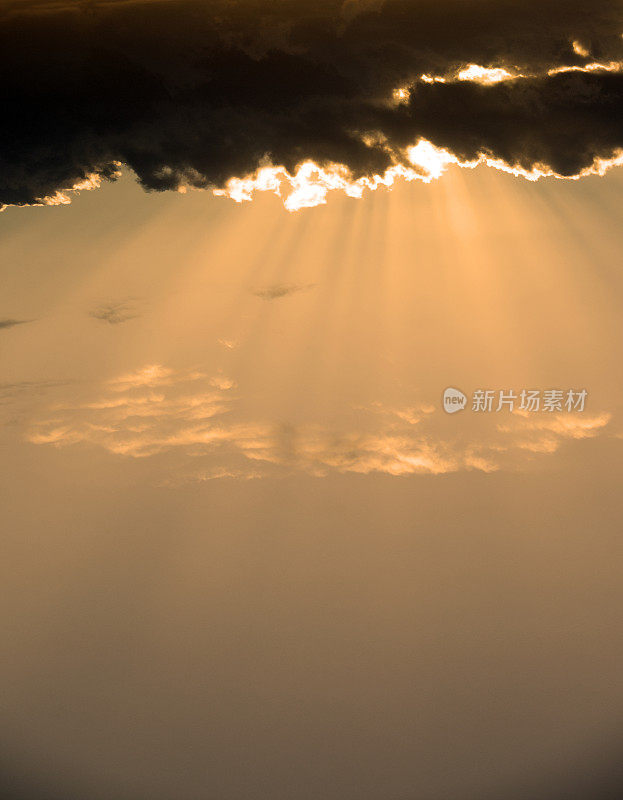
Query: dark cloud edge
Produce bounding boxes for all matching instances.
[1,0,623,208]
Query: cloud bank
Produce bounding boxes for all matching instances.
[23,363,614,480]
[2,0,623,208]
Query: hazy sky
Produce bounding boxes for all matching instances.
[2,162,623,800]
[3,1,623,799]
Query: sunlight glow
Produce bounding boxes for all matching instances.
[420,59,623,85]
[213,157,445,211]
[392,86,410,103]
[572,40,590,57]
[421,63,520,84]
[456,64,517,83]
[213,140,623,210]
[548,60,623,76]
[22,138,623,215]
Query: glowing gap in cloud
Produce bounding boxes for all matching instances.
[213,139,623,211]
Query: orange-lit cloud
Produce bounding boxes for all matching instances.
[213,138,623,211]
[23,365,616,480]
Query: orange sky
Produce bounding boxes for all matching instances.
[2,166,623,799]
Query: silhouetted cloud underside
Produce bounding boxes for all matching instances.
[1,0,623,205]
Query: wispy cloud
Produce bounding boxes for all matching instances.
[0,378,75,428]
[217,338,239,350]
[109,364,192,391]
[252,283,315,300]
[0,379,72,399]
[90,300,141,325]
[27,365,245,458]
[23,365,616,480]
[497,411,613,454]
[0,318,32,330]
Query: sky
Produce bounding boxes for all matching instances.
[2,2,623,799]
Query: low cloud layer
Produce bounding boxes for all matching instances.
[2,0,623,207]
[21,363,615,481]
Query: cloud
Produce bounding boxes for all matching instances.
[0,319,32,330]
[210,374,236,390]
[0,378,75,428]
[107,363,211,392]
[217,338,239,350]
[24,365,616,479]
[497,411,613,455]
[2,0,623,208]
[0,379,74,425]
[253,283,315,300]
[89,300,140,325]
[0,379,72,399]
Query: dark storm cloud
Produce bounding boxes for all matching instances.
[1,0,623,206]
